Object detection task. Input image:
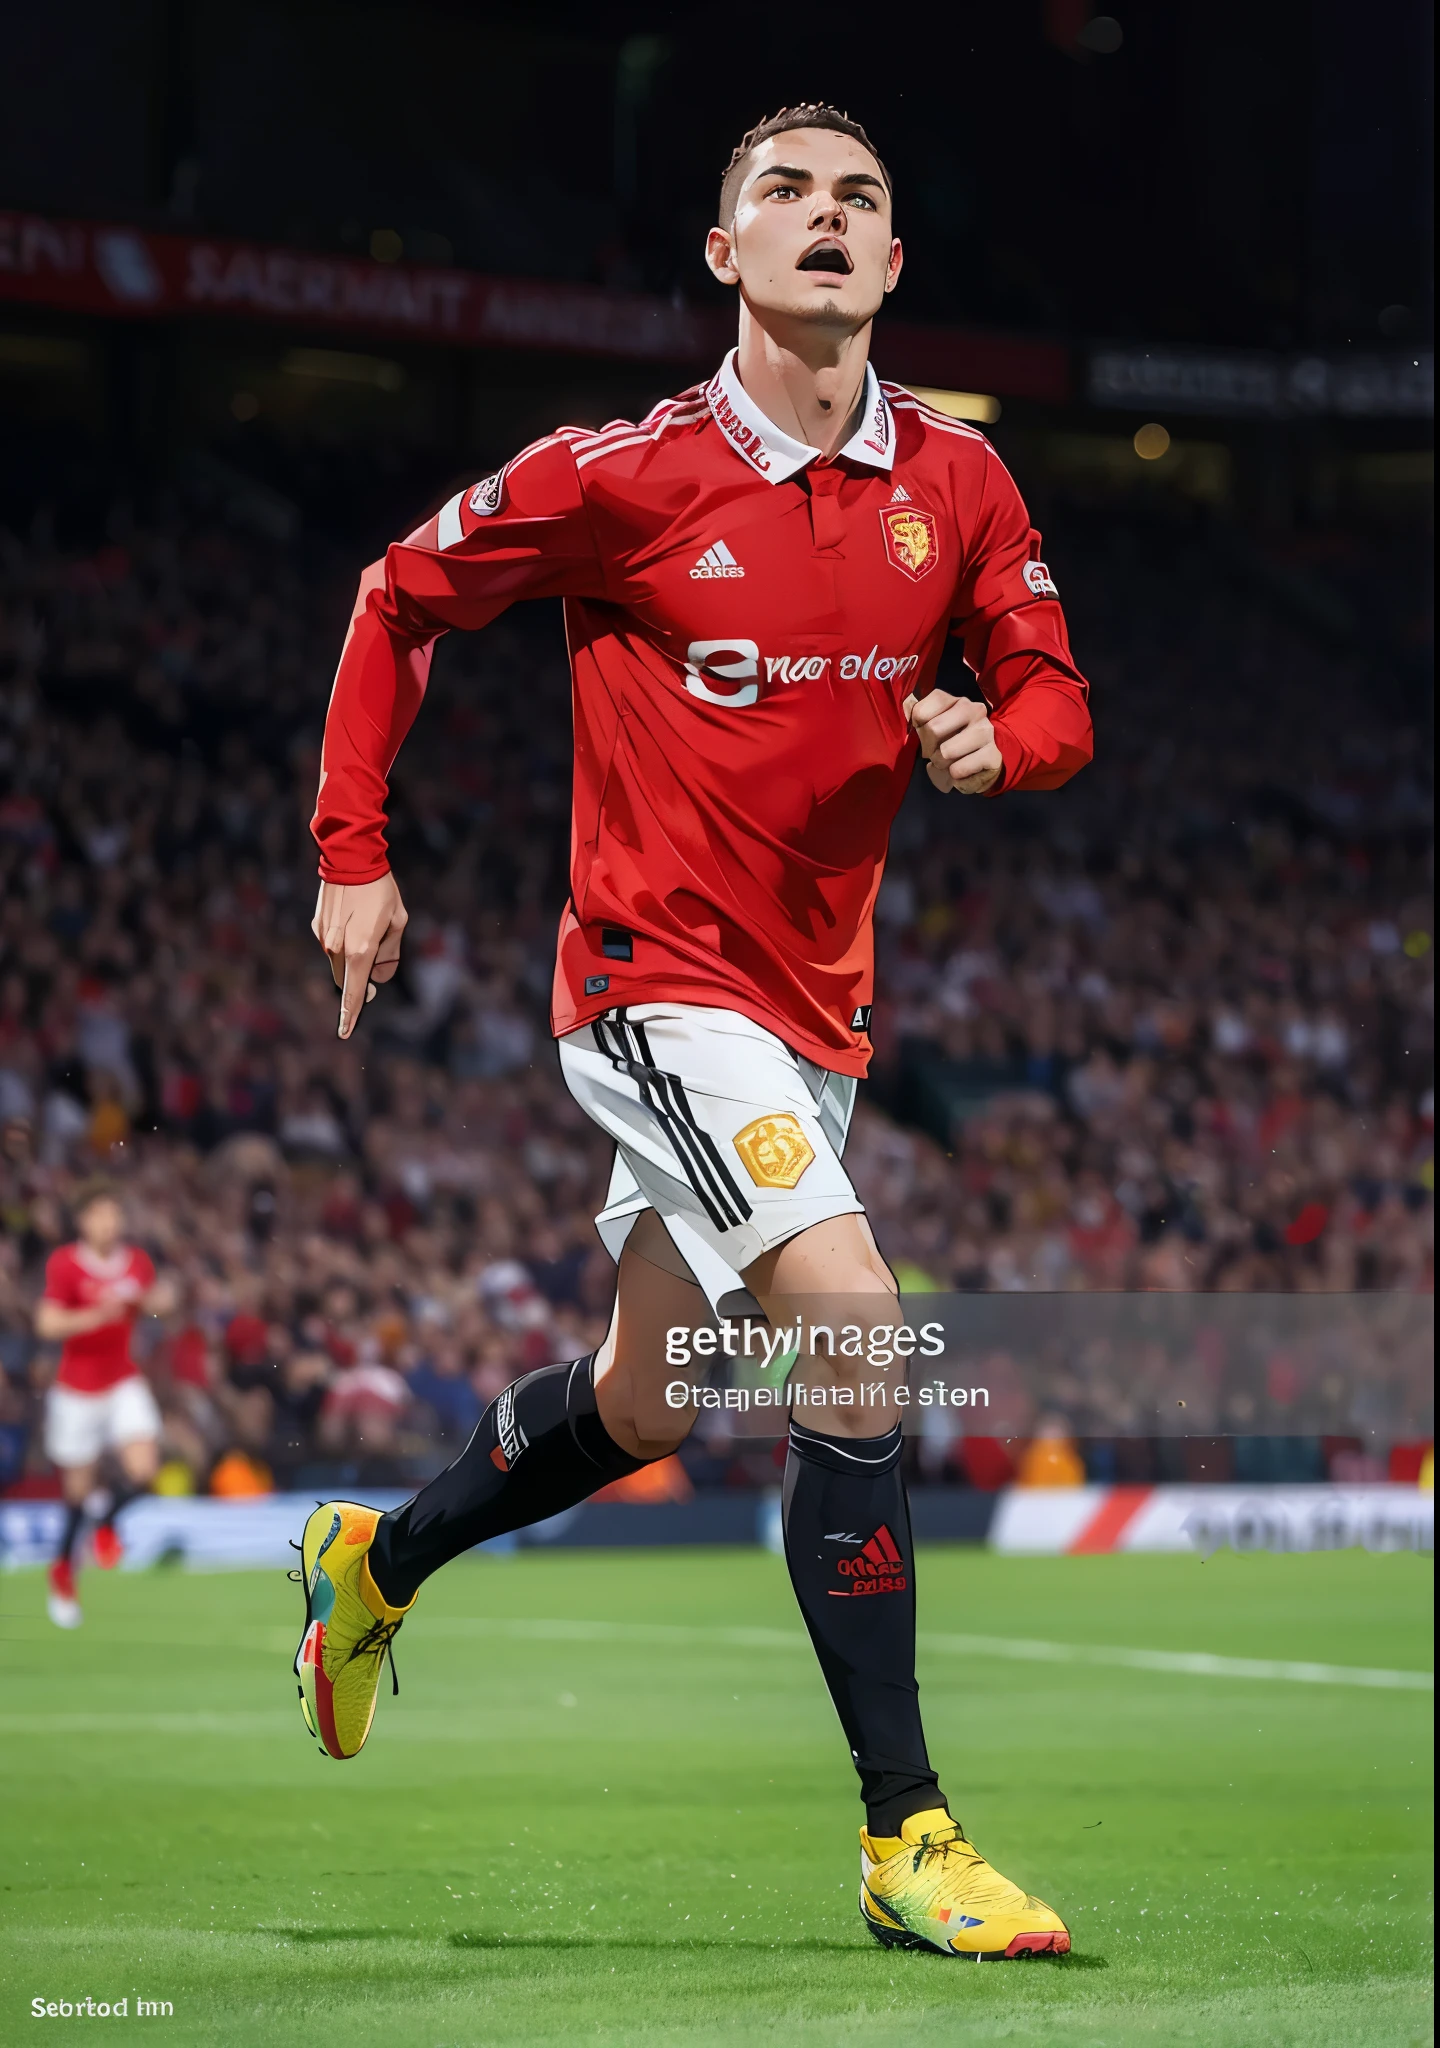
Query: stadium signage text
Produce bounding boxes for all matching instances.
[0,210,1071,394]
[1089,344,1434,420]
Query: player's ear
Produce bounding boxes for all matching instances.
[706,226,740,287]
[884,238,903,293]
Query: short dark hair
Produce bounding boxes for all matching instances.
[719,105,892,228]
[72,1176,122,1217]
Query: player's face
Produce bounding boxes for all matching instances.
[707,130,902,329]
[78,1196,123,1254]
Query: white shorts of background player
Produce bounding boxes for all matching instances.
[44,1376,163,1468]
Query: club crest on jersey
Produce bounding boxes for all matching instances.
[880,503,939,581]
[732,1113,815,1189]
[1022,559,1059,598]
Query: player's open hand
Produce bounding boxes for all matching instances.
[904,689,1004,795]
[312,874,409,1040]
[143,1273,181,1319]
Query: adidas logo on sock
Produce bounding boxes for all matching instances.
[830,1522,908,1596]
[689,539,745,579]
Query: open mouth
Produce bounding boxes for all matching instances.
[797,243,853,277]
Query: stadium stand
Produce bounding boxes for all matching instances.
[0,486,1431,1495]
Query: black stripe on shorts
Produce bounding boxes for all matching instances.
[591,1012,753,1233]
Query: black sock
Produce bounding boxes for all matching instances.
[100,1479,150,1527]
[782,1417,945,1838]
[57,1502,86,1568]
[368,1355,646,1607]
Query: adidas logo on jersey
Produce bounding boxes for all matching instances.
[888,484,912,502]
[690,539,745,579]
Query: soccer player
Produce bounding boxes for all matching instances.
[35,1181,170,1627]
[297,105,1091,1959]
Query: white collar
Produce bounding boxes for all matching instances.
[705,349,896,482]
[74,1242,129,1278]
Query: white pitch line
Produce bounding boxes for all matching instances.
[916,1631,1434,1692]
[423,1616,1434,1693]
[0,1713,295,1736]
[0,1623,1427,1736]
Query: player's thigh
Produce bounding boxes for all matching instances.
[594,1209,707,1458]
[107,1379,162,1476]
[744,1209,898,1299]
[44,1386,106,1474]
[742,1213,905,1437]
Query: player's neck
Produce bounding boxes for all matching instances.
[733,303,872,463]
[76,1238,126,1269]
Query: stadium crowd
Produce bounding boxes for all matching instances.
[0,482,1431,1496]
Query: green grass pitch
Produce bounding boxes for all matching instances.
[0,1544,1431,2046]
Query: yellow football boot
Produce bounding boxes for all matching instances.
[292,1501,414,1760]
[859,1808,1070,1959]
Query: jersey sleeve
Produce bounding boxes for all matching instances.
[41,1248,79,1306]
[311,435,605,883]
[948,448,1093,793]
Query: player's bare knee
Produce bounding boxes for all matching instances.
[595,1383,695,1463]
[119,1439,159,1483]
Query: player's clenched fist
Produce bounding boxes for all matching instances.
[312,874,409,1040]
[904,689,1004,795]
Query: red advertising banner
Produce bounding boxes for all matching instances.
[0,211,1069,402]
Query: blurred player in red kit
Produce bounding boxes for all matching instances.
[35,1182,173,1627]
[295,105,1090,1957]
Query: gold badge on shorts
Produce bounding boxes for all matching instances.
[733,1113,815,1189]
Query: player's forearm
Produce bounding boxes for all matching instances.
[35,1302,116,1338]
[310,558,437,882]
[973,599,1092,794]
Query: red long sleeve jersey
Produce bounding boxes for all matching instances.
[312,353,1091,1077]
[43,1241,154,1392]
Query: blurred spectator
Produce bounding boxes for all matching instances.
[209,1448,274,1496]
[319,1353,412,1459]
[408,1337,483,1444]
[1015,1417,1087,1488]
[0,492,1429,1495]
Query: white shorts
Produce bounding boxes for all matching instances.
[558,1002,862,1316]
[44,1377,162,1468]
